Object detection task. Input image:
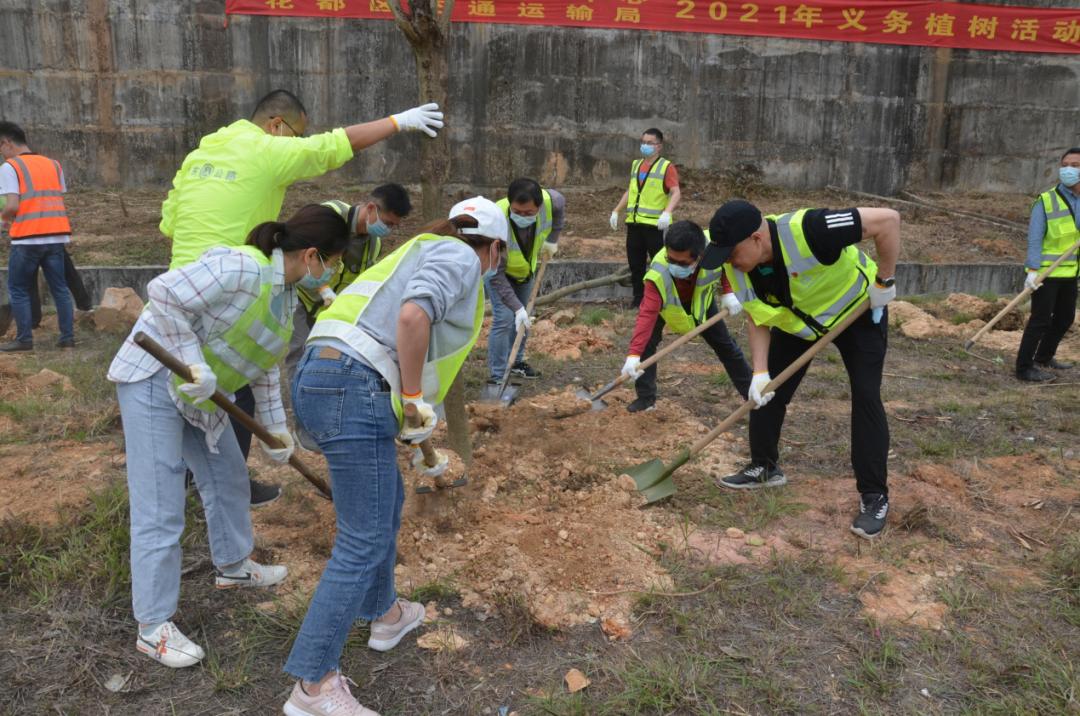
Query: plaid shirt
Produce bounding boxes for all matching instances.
[108,247,293,449]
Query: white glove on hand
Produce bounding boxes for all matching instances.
[1024,269,1041,292]
[177,363,217,403]
[720,292,743,317]
[390,103,444,138]
[318,285,337,307]
[259,426,295,464]
[514,307,531,333]
[412,447,449,478]
[657,212,672,232]
[398,395,437,445]
[541,241,558,259]
[748,371,775,409]
[869,279,896,325]
[609,211,619,231]
[621,355,643,382]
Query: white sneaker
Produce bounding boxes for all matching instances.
[367,598,425,652]
[135,621,205,668]
[215,557,288,589]
[283,673,380,716]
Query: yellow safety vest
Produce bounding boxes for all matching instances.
[174,245,293,411]
[310,233,484,426]
[643,248,724,334]
[496,190,553,280]
[723,209,876,340]
[1035,188,1080,278]
[626,157,670,226]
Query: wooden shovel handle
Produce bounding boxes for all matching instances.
[133,332,332,500]
[687,300,872,458]
[403,401,440,467]
[497,255,551,396]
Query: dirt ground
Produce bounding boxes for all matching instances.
[0,173,1033,268]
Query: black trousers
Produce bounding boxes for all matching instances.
[229,384,256,461]
[625,222,664,307]
[1016,276,1078,371]
[636,303,753,402]
[29,248,91,325]
[748,308,889,496]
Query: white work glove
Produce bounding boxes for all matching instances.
[398,395,437,445]
[1024,269,1041,292]
[621,355,643,382]
[390,103,444,137]
[259,425,295,464]
[657,211,672,233]
[541,241,558,259]
[318,285,337,307]
[177,363,217,403]
[514,307,531,333]
[719,292,743,317]
[412,447,449,479]
[748,371,775,409]
[869,278,896,325]
[609,211,619,231]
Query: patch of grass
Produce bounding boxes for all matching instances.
[491,591,556,647]
[409,578,460,603]
[1046,534,1080,626]
[708,371,731,388]
[697,487,811,533]
[844,629,908,699]
[577,307,613,326]
[950,313,977,325]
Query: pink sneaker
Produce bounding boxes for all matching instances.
[367,598,425,652]
[283,673,379,716]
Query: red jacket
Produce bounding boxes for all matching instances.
[628,269,731,356]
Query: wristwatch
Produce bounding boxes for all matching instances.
[875,275,895,288]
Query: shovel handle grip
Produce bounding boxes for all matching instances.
[593,308,731,401]
[133,332,332,500]
[403,401,440,468]
[497,256,550,397]
[687,301,871,458]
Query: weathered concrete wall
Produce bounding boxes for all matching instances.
[1,1,1077,194]
[0,262,1026,308]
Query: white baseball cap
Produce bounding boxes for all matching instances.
[448,196,508,244]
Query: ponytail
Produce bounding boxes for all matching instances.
[246,204,350,258]
[248,221,289,257]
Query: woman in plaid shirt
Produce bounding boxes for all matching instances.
[108,203,350,669]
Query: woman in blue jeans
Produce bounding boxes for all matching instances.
[283,197,507,716]
[108,203,350,668]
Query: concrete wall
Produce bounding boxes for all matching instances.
[0,262,1026,308]
[1,1,1077,195]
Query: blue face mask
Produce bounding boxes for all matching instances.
[510,212,537,228]
[1060,166,1080,187]
[365,206,391,238]
[668,262,695,279]
[640,143,656,158]
[298,253,334,289]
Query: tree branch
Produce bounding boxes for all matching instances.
[387,0,422,45]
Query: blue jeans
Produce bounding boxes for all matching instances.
[7,243,74,344]
[284,347,404,682]
[116,368,253,625]
[485,274,533,381]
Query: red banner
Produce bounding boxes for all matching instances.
[226,0,1080,54]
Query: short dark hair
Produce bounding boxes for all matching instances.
[0,121,27,146]
[371,183,412,217]
[643,128,664,143]
[665,220,706,257]
[507,177,543,207]
[251,90,307,124]
[1063,147,1080,160]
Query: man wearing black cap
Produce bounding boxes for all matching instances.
[702,200,900,538]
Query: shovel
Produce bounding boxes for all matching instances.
[576,308,732,411]
[621,301,871,503]
[404,402,468,494]
[133,331,333,500]
[480,255,550,408]
[964,235,1080,352]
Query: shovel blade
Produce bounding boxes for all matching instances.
[575,387,607,412]
[480,382,519,407]
[641,477,677,504]
[621,458,671,492]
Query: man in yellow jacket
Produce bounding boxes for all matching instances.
[161,89,442,506]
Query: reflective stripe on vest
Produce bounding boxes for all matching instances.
[1037,189,1080,279]
[173,245,293,411]
[627,158,669,226]
[6,155,72,239]
[497,190,553,280]
[308,234,485,427]
[723,210,876,339]
[644,248,722,335]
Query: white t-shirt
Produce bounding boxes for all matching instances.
[0,159,70,245]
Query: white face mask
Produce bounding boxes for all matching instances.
[1060,166,1080,187]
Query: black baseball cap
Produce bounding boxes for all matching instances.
[701,200,763,270]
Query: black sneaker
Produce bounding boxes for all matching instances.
[851,493,889,539]
[718,463,787,490]
[1016,366,1054,382]
[0,340,32,352]
[57,339,75,349]
[250,479,282,508]
[510,361,541,380]
[626,396,656,413]
[1035,358,1073,370]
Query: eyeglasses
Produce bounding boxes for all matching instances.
[276,117,304,137]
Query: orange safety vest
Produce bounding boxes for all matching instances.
[5,154,72,239]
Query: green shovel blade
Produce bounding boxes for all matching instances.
[619,447,691,503]
[622,458,669,491]
[641,476,677,504]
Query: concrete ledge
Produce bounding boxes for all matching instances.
[0,261,1024,307]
